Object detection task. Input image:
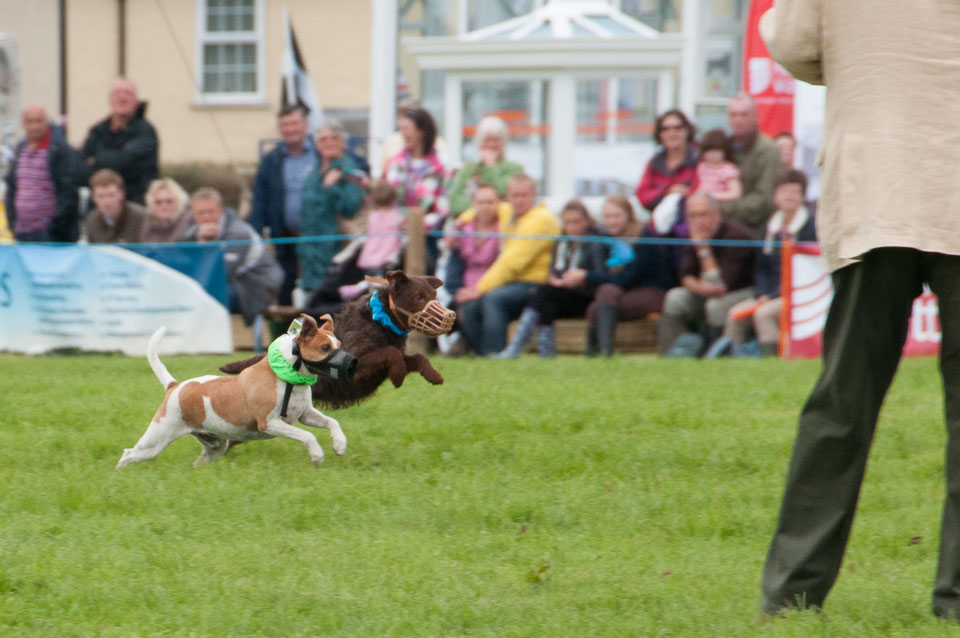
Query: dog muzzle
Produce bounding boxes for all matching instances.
[291,339,358,383]
[396,300,456,337]
[302,348,357,382]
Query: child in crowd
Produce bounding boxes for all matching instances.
[497,200,607,358]
[695,128,742,201]
[716,168,816,357]
[337,181,404,300]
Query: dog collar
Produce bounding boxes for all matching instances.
[268,336,318,385]
[368,291,409,335]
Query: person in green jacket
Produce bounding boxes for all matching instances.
[297,119,367,293]
[447,115,523,216]
[719,93,782,238]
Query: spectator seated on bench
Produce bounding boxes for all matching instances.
[182,187,283,326]
[714,168,816,358]
[657,192,756,357]
[140,177,192,243]
[457,173,558,356]
[497,199,606,358]
[575,195,676,357]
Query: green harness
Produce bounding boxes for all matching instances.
[268,336,317,385]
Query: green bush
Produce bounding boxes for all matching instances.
[160,162,252,211]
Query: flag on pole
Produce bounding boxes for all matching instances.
[281,6,323,132]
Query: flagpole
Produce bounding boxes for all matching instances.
[369,0,398,177]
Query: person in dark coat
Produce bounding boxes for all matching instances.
[497,199,607,358]
[77,78,159,206]
[249,105,318,306]
[657,192,756,356]
[4,105,79,242]
[576,195,677,357]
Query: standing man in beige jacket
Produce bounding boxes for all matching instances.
[760,0,960,619]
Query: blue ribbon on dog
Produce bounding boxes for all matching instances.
[369,292,409,335]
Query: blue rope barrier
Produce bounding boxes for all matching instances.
[12,231,818,250]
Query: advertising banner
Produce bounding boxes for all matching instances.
[743,0,795,137]
[780,243,940,358]
[0,244,232,355]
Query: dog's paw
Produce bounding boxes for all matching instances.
[332,433,347,456]
[311,451,325,466]
[389,370,406,388]
[423,370,444,385]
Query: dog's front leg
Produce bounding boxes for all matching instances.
[262,418,326,465]
[403,353,444,385]
[354,347,408,388]
[299,408,346,456]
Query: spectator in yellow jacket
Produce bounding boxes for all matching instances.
[458,173,559,355]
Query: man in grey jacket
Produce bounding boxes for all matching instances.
[184,188,283,325]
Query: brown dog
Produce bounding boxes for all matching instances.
[220,270,455,409]
[117,315,348,468]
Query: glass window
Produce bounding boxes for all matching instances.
[702,0,746,98]
[574,77,659,196]
[202,43,257,93]
[619,0,681,33]
[206,0,255,32]
[198,0,262,99]
[467,0,535,31]
[704,38,738,97]
[461,80,549,188]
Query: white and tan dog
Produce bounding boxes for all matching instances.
[117,315,348,469]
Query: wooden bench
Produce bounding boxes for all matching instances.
[231,314,261,352]
[232,307,305,352]
[507,315,660,354]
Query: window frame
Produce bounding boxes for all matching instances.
[194,0,266,106]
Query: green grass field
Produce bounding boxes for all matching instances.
[1,351,958,637]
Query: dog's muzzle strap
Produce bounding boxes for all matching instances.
[364,276,456,337]
[395,300,457,337]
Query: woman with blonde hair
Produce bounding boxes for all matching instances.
[139,177,191,243]
[562,194,675,357]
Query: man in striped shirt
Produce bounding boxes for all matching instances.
[4,105,79,242]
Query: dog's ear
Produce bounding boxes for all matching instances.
[299,313,318,337]
[385,270,409,288]
[318,313,334,333]
[424,276,443,290]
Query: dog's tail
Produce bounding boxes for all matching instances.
[147,326,177,389]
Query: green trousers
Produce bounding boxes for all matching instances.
[761,248,960,617]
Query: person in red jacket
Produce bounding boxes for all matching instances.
[635,109,699,213]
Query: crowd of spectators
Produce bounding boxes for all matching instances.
[1,75,813,357]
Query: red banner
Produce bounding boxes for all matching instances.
[743,0,795,137]
[780,242,941,358]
